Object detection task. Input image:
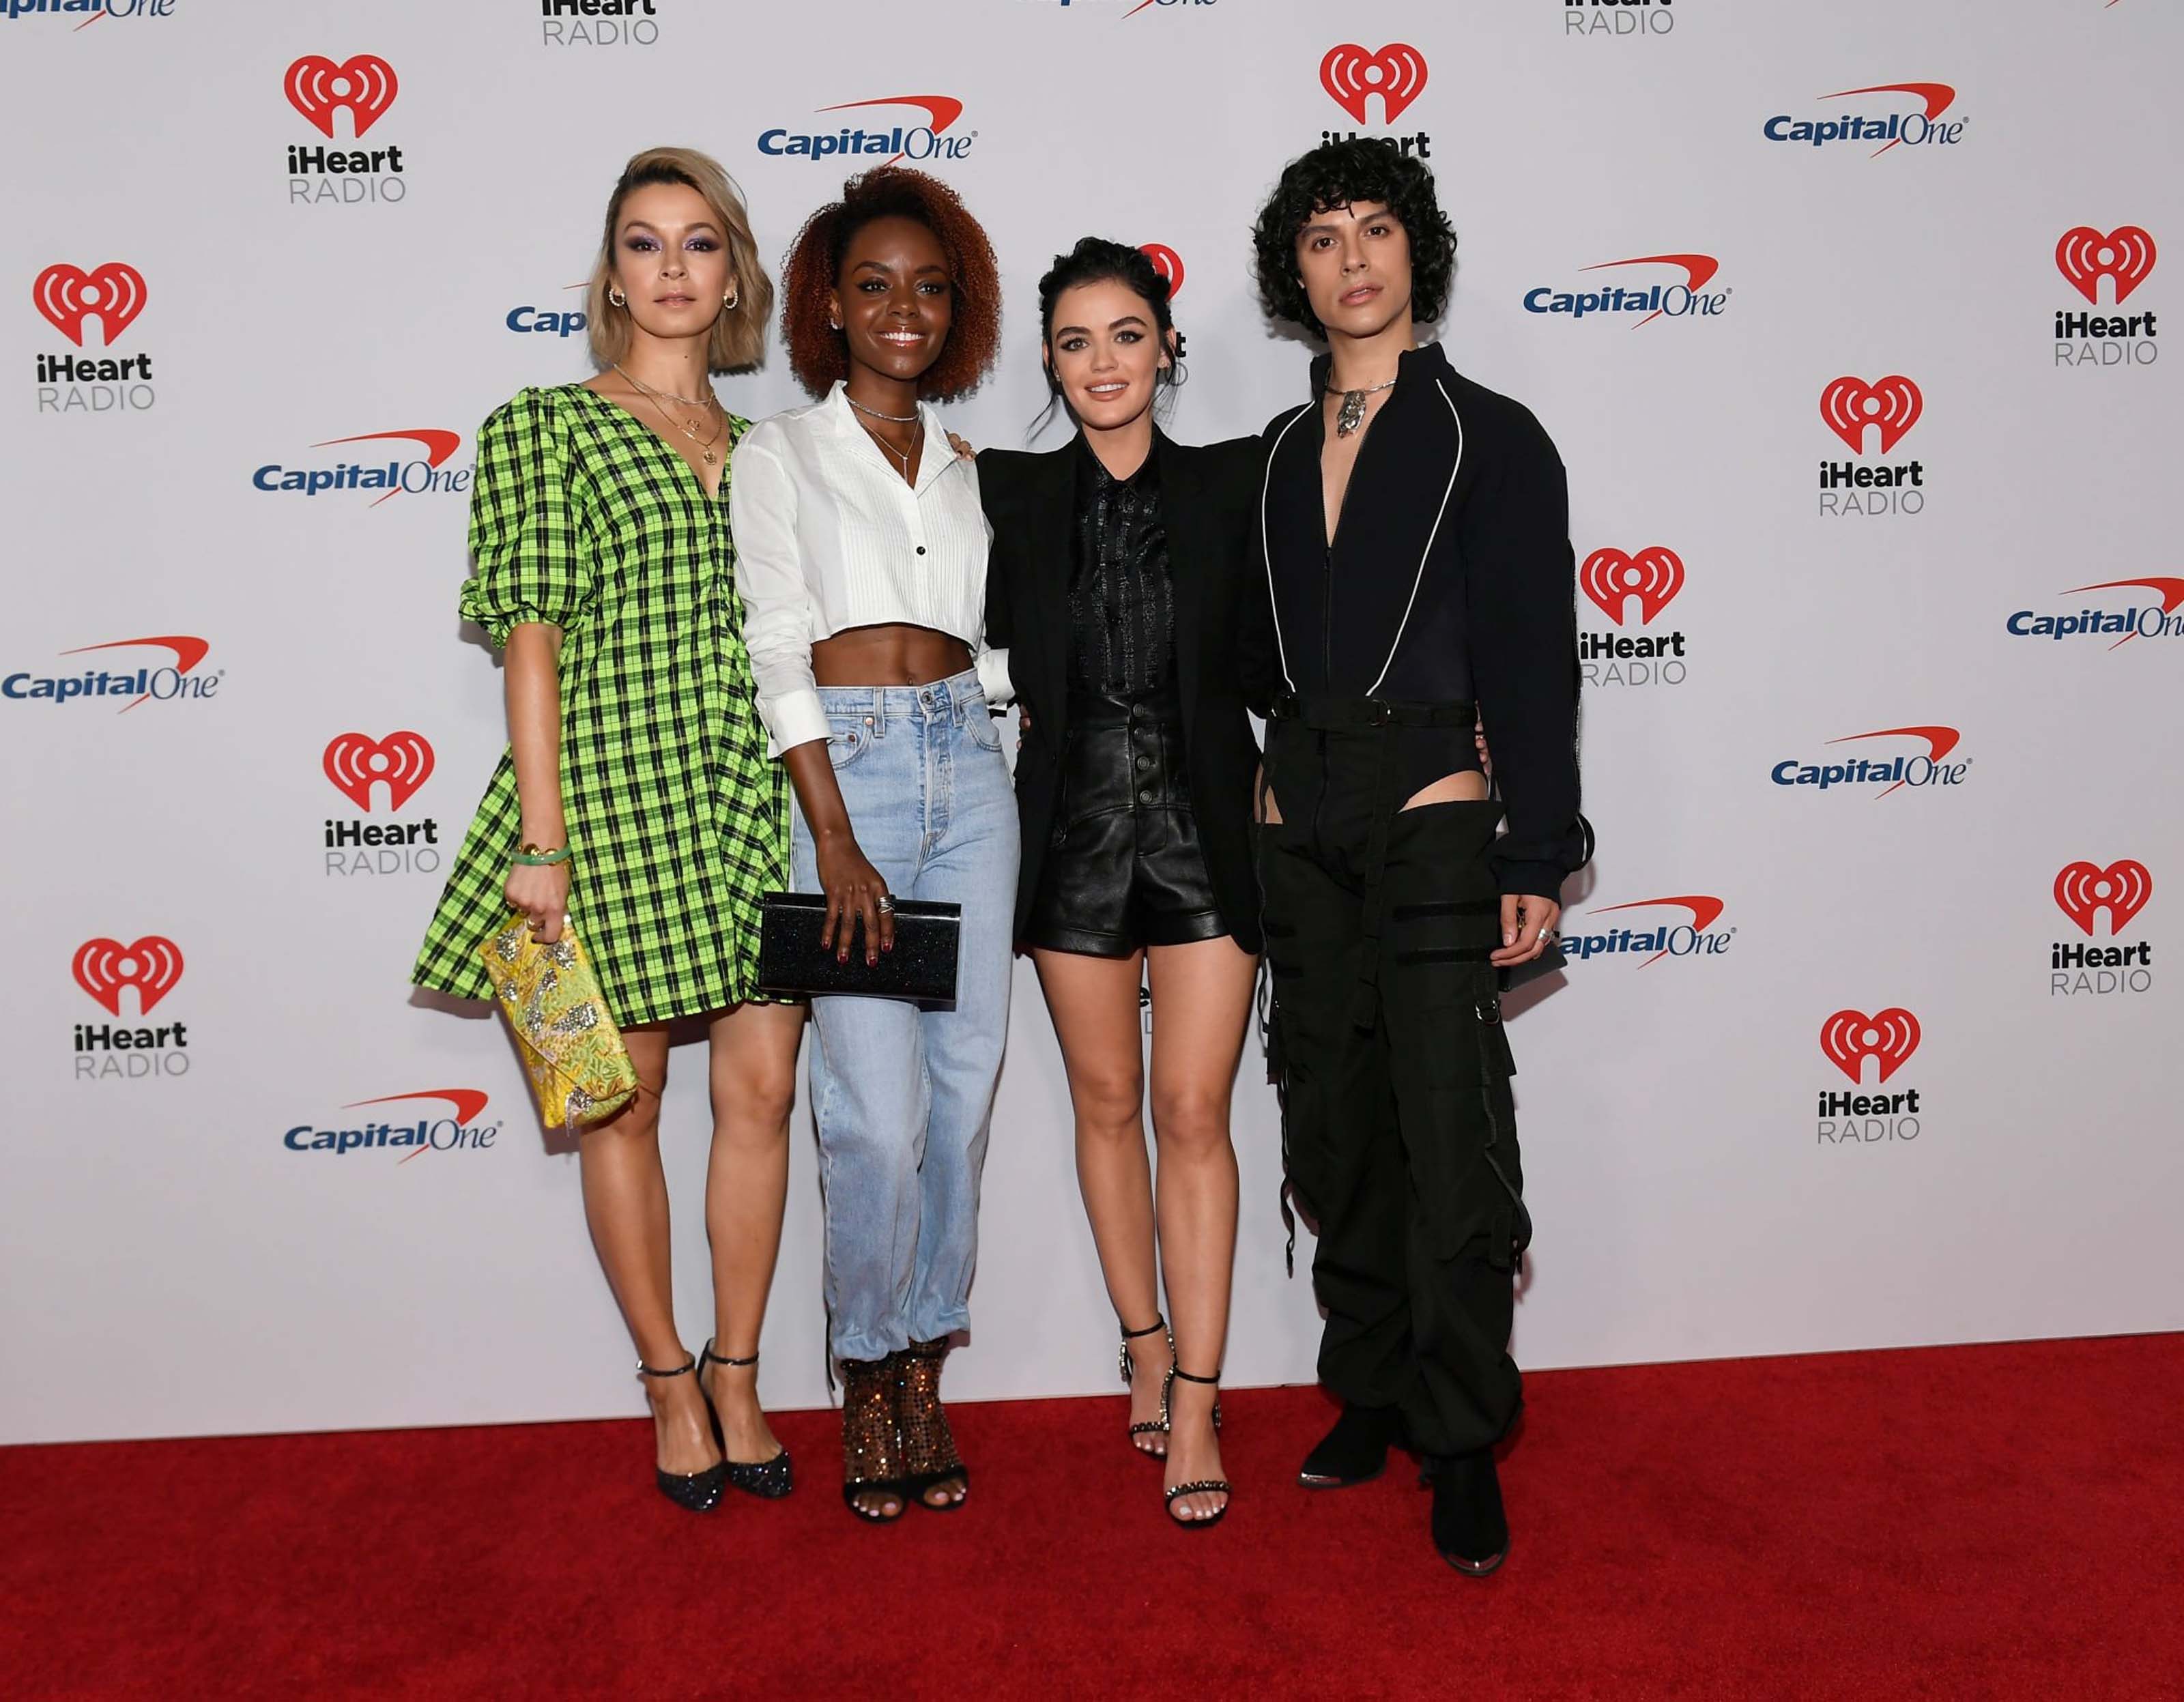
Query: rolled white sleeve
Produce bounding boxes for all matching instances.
[729,427,831,757]
[975,644,1014,706]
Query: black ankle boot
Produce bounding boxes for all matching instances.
[1297,1402,1403,1488]
[1426,1449,1509,1576]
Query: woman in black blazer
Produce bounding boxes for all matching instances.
[979,239,1274,1530]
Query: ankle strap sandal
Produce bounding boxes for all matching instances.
[698,1340,792,1500]
[1120,1315,1174,1453]
[637,1355,726,1514]
[1162,1367,1231,1530]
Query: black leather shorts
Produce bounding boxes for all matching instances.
[1024,684,1228,957]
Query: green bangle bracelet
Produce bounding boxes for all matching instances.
[512,844,571,867]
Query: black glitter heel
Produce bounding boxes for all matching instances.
[699,1339,793,1500]
[638,1355,725,1514]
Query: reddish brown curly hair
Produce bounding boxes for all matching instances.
[780,167,1002,402]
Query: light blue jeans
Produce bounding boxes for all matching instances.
[790,667,1020,1364]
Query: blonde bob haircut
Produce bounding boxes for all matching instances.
[587,146,773,375]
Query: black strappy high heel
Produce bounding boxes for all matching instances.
[1161,1366,1231,1529]
[638,1355,726,1514]
[698,1339,793,1500]
[838,1354,910,1523]
[1119,1315,1173,1457]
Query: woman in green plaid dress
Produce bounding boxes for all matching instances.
[414,149,805,1516]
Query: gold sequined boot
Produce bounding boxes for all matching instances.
[839,1355,909,1523]
[899,1337,968,1510]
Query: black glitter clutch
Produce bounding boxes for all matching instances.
[755,892,962,1006]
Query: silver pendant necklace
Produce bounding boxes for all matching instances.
[1327,375,1399,437]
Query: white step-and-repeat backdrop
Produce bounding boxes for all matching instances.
[5,0,2178,1445]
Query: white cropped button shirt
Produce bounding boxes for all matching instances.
[730,382,1009,757]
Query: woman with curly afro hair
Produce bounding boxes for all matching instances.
[730,167,1013,1524]
[1247,140,1589,1577]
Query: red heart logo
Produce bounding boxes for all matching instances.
[1820,375,1923,455]
[1820,1008,1921,1084]
[2054,860,2153,936]
[31,263,147,347]
[324,732,435,811]
[1139,244,1185,300]
[284,54,400,139]
[72,936,185,1017]
[1579,547,1685,626]
[1319,43,1428,125]
[2056,226,2157,306]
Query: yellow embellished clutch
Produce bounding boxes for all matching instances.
[479,914,639,1131]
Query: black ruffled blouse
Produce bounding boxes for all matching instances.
[1067,435,1175,695]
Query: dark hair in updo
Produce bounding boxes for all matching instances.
[1034,236,1185,427]
[1252,140,1457,338]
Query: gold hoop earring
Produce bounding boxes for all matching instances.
[608,285,626,308]
[724,289,740,311]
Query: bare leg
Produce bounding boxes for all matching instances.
[1147,936,1255,1523]
[578,1026,715,1475]
[1030,947,1170,1452]
[700,1000,805,1465]
[1399,771,1491,809]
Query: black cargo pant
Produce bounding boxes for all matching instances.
[1256,697,1532,1459]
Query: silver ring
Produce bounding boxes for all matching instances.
[876,895,896,914]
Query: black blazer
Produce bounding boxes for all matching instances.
[979,430,1276,953]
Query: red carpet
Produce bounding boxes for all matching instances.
[5,1334,2182,1699]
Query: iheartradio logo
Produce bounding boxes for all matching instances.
[1320,43,1428,125]
[2056,226,2156,306]
[1580,548,1684,625]
[285,55,399,139]
[324,732,435,811]
[32,263,146,347]
[2054,861,2152,936]
[1140,244,1184,300]
[1820,375,1923,455]
[1820,1007,1921,1085]
[72,936,184,1018]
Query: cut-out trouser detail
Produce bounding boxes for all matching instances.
[1256,713,1532,1459]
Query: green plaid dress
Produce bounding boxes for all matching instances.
[412,384,788,1026]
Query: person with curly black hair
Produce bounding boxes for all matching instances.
[1247,140,1590,1576]
[732,167,1012,1524]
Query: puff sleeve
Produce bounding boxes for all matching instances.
[459,388,595,646]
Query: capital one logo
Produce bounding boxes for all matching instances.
[32,263,146,346]
[1320,43,1428,124]
[3,635,216,712]
[2055,861,2152,936]
[1820,375,1922,455]
[1764,83,1963,157]
[1523,255,1728,328]
[283,1088,500,1162]
[1581,547,1684,625]
[1140,244,1184,299]
[72,936,184,1016]
[1566,895,1731,966]
[758,96,972,165]
[284,54,399,138]
[324,731,435,810]
[1772,725,1968,796]
[2056,226,2156,305]
[1820,1007,1921,1085]
[253,429,466,504]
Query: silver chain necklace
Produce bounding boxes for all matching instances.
[845,392,919,425]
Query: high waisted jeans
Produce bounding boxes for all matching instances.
[790,667,1020,1364]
